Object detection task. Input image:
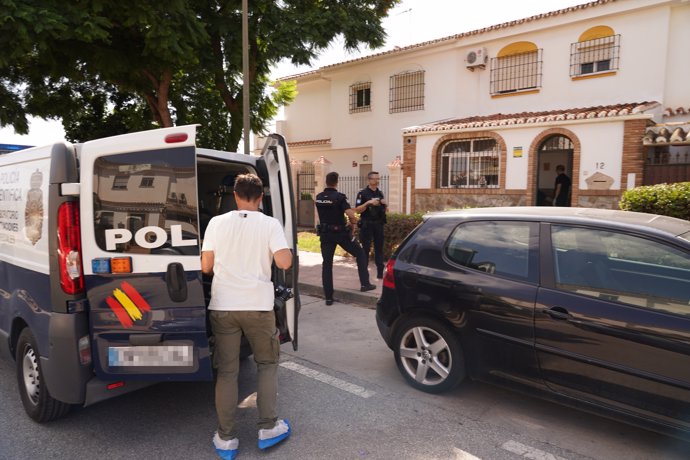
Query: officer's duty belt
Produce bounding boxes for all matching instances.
[317,223,347,233]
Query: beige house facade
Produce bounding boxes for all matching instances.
[277,0,690,213]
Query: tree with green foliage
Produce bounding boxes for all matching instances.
[0,0,398,151]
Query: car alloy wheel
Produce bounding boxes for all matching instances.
[393,317,465,393]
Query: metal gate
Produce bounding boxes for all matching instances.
[297,163,315,227]
[643,164,690,185]
[338,175,389,203]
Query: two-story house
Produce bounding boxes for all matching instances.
[277,0,690,213]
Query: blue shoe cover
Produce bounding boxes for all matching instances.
[258,419,291,450]
[215,448,238,460]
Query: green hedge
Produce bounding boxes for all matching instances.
[299,212,425,259]
[381,212,425,259]
[619,182,690,221]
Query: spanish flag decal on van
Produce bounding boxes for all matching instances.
[105,281,151,328]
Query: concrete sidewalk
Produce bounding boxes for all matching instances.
[297,250,382,308]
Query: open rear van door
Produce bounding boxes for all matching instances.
[79,126,212,381]
[257,134,300,350]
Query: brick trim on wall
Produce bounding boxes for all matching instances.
[621,119,648,190]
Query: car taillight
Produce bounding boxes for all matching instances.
[383,258,396,289]
[57,201,84,294]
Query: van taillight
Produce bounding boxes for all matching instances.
[57,202,84,294]
[383,258,396,289]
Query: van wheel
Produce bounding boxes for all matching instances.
[16,328,71,422]
[393,317,465,394]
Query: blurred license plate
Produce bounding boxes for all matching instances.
[108,345,193,367]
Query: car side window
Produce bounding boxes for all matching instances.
[446,221,538,282]
[552,225,690,317]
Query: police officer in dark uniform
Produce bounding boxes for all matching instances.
[354,171,387,279]
[315,172,376,305]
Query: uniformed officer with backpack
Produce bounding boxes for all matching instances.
[315,172,376,305]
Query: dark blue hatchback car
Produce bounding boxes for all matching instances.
[376,207,690,437]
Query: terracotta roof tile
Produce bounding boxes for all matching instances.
[287,138,331,147]
[279,0,613,81]
[643,124,690,145]
[403,102,658,134]
[664,107,690,117]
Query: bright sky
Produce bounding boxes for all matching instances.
[1,0,590,146]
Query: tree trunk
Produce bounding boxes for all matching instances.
[156,70,173,127]
[141,69,173,127]
[227,105,242,153]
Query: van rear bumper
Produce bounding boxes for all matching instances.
[40,312,92,404]
[83,377,156,407]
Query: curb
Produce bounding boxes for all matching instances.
[298,283,378,309]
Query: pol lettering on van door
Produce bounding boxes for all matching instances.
[104,225,197,251]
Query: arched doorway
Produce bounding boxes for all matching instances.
[536,135,574,206]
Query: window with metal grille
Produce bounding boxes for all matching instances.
[570,35,620,77]
[439,139,499,188]
[389,70,424,113]
[112,174,129,190]
[349,82,371,113]
[490,50,542,95]
[139,176,154,187]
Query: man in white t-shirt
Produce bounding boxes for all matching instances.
[201,173,293,460]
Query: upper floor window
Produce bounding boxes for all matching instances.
[490,42,542,95]
[439,138,499,189]
[570,26,620,78]
[112,174,129,190]
[389,70,424,113]
[140,177,154,187]
[349,82,371,113]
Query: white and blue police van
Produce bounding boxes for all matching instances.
[0,126,299,421]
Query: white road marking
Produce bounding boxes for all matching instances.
[453,447,482,460]
[502,440,569,460]
[280,361,375,398]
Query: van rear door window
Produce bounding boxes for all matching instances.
[92,148,199,255]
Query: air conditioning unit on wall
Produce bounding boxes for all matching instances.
[466,47,488,70]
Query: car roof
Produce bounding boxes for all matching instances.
[426,207,690,238]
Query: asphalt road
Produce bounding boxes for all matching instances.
[1,295,688,459]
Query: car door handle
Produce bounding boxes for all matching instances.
[166,262,188,302]
[542,306,572,321]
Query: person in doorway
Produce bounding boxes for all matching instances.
[315,172,376,305]
[201,173,292,460]
[553,165,572,207]
[355,171,387,279]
